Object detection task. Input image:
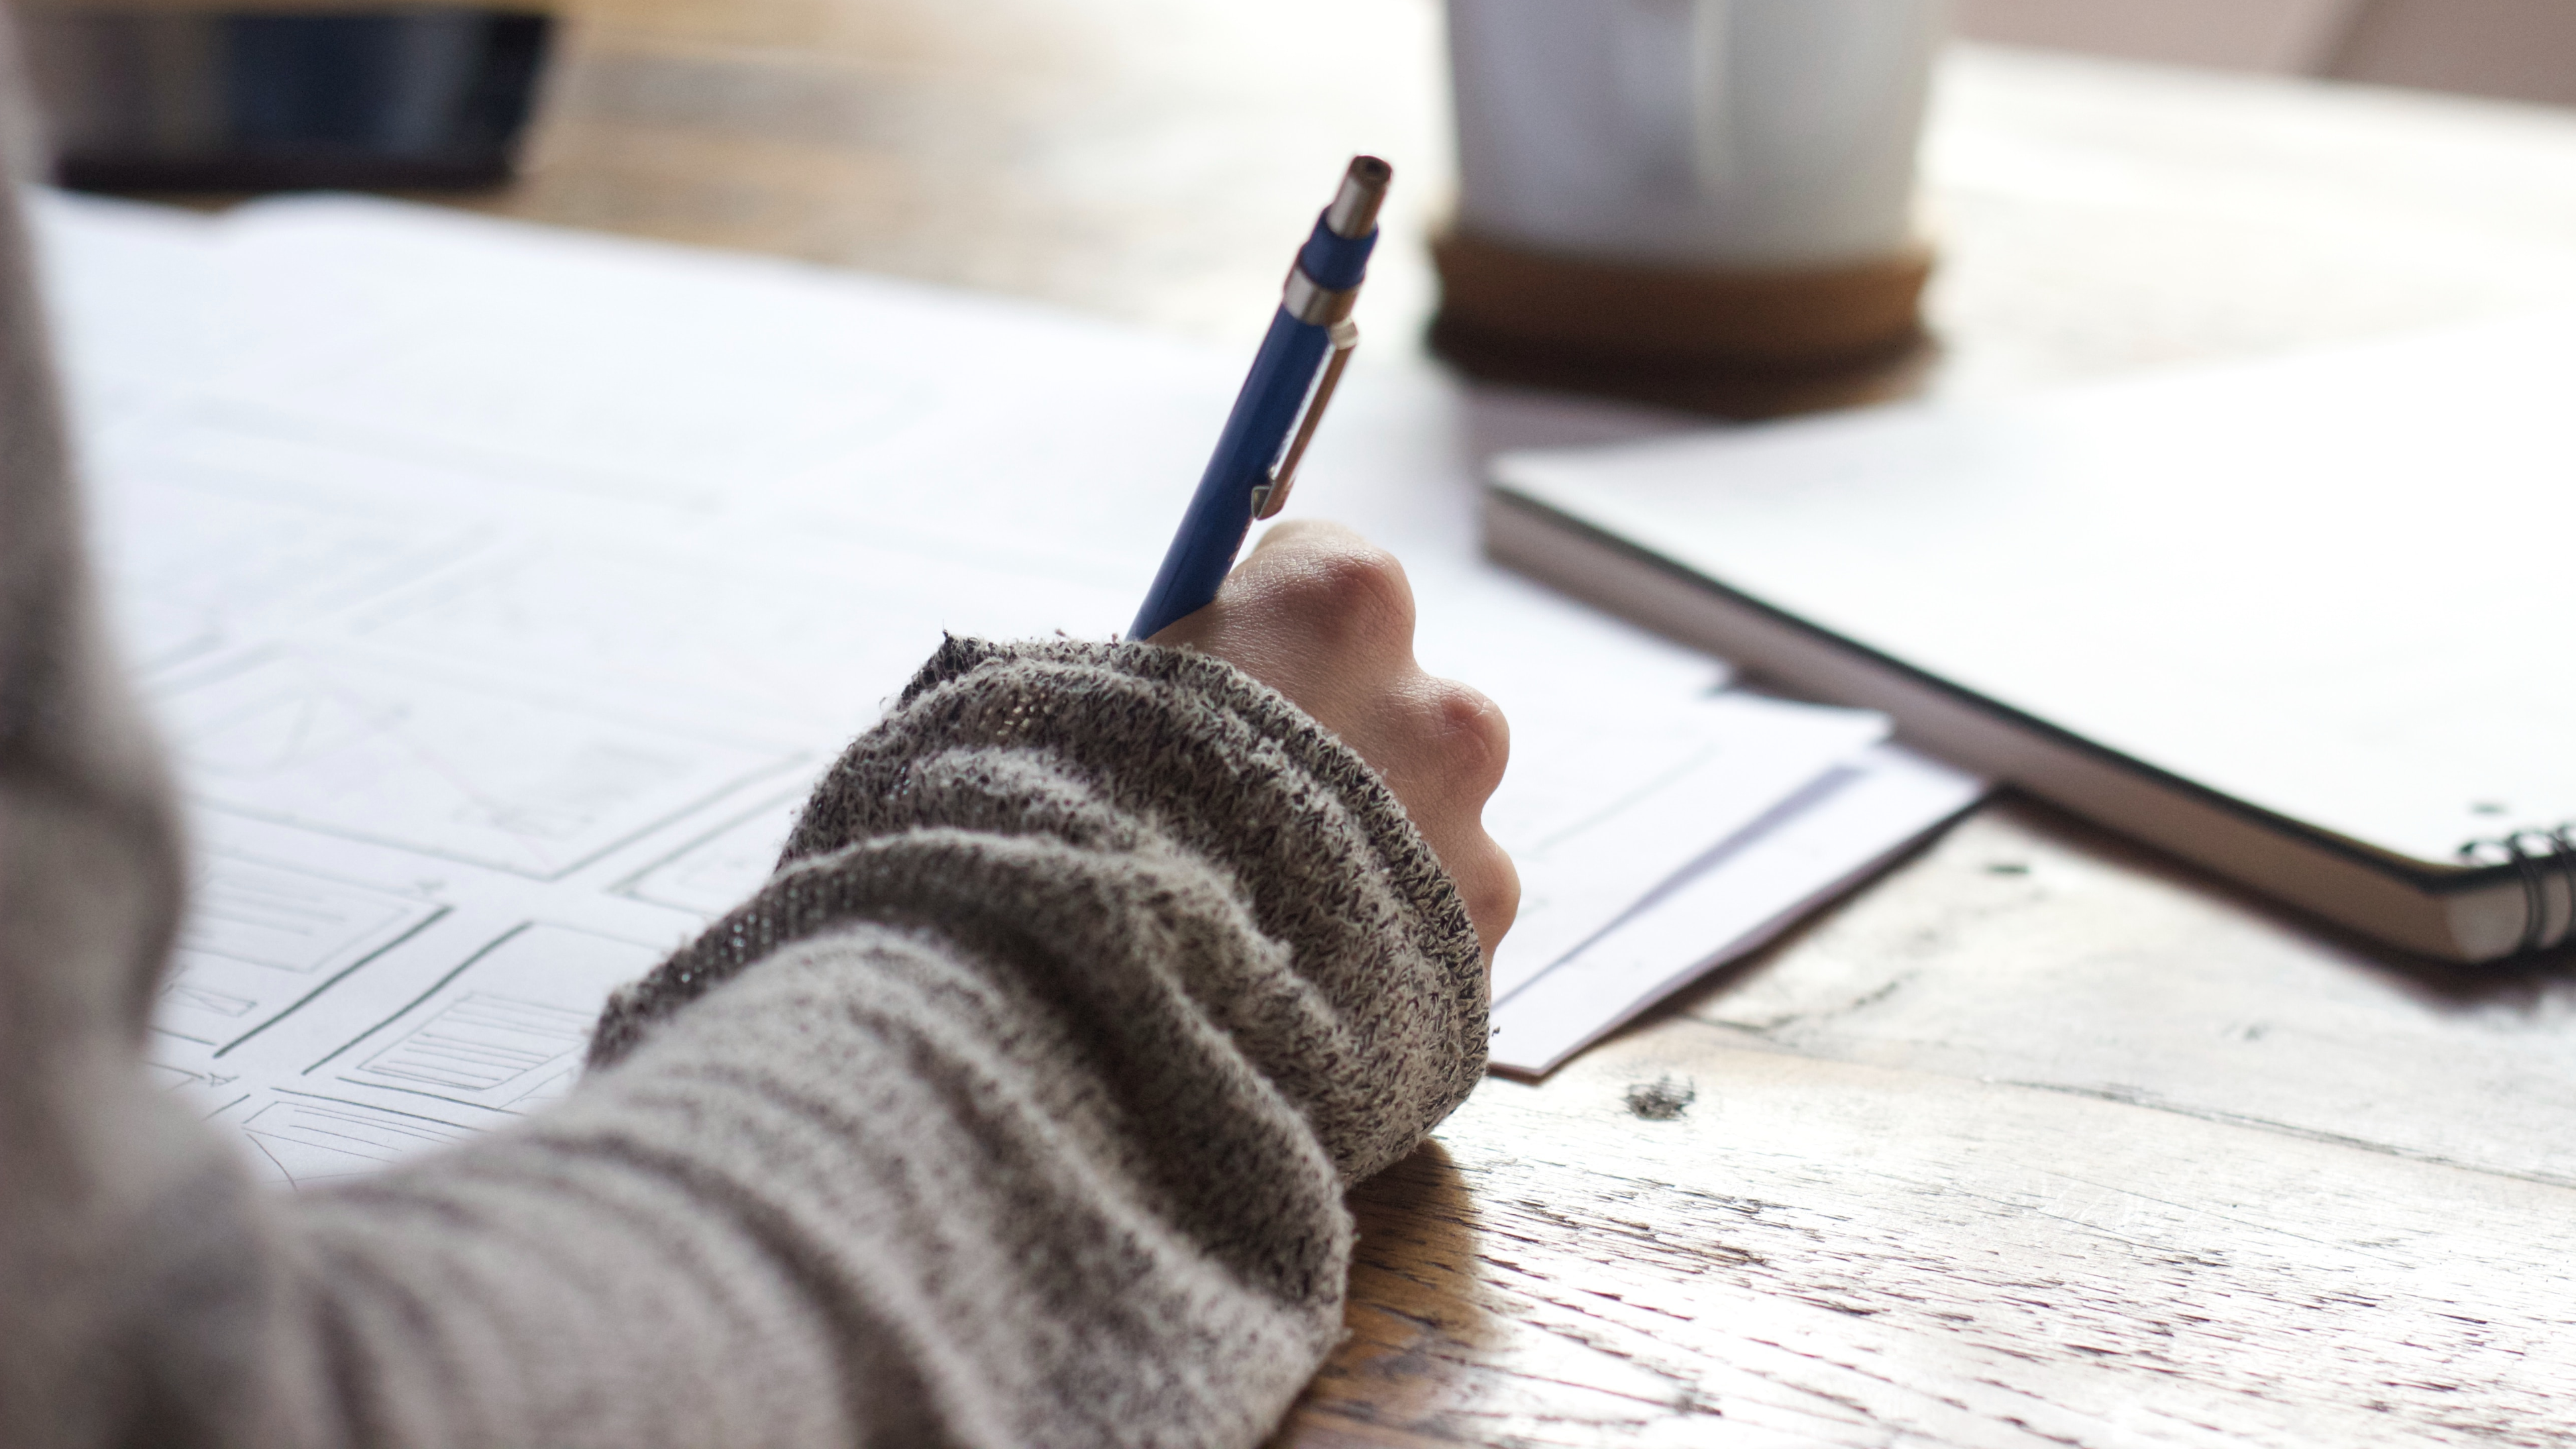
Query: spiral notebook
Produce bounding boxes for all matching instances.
[1488,312,2576,964]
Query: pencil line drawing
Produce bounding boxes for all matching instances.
[80,450,488,672]
[164,978,256,1020]
[354,993,594,1095]
[238,1094,472,1190]
[309,922,661,1116]
[305,922,534,1076]
[178,856,427,973]
[142,1057,241,1094]
[155,650,800,879]
[146,855,447,1058]
[613,789,804,918]
[208,900,452,1059]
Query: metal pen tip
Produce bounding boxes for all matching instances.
[1324,156,1393,239]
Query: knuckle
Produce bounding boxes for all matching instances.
[1462,839,1521,936]
[1424,680,1509,790]
[1281,545,1413,642]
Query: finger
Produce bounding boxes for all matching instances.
[1415,676,1510,806]
[1459,835,1520,963]
[1150,521,1411,655]
[1232,530,1415,653]
[1353,676,1507,814]
[1247,517,1365,555]
[1407,820,1517,965]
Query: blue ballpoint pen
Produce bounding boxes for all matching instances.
[1128,156,1391,641]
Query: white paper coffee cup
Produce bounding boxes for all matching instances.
[1448,0,1944,269]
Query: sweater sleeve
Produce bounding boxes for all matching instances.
[268,636,1488,1448]
[10,628,1490,1449]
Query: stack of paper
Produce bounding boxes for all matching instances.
[32,191,1978,1187]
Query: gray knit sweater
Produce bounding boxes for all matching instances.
[0,60,1487,1449]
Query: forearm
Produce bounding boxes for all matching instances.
[301,915,1334,1446]
[273,639,1487,1448]
[600,636,1487,1183]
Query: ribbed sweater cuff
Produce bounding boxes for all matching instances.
[589,636,1487,1182]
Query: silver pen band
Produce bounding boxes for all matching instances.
[1282,266,1360,327]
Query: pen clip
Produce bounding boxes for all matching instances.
[1251,318,1358,521]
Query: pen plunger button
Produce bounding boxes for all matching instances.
[1299,157,1390,288]
[1324,155,1392,238]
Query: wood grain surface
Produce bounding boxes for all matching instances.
[1301,802,2576,1445]
[182,2,2576,1440]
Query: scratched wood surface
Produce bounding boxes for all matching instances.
[1310,803,2576,1445]
[398,5,2576,1442]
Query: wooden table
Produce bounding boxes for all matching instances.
[470,5,2576,1442]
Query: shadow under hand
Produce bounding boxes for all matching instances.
[1270,1139,1501,1448]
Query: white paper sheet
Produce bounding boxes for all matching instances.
[1485,692,1887,1000]
[29,191,1971,1178]
[1487,744,1986,1076]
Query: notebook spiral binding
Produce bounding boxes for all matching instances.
[2458,826,2576,956]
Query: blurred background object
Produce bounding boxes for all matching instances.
[1432,0,1944,418]
[478,0,1452,345]
[1955,0,2576,107]
[24,5,553,189]
[1446,0,1939,269]
[25,0,2572,372]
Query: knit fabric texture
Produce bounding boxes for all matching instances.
[0,40,1490,1447]
[592,633,1487,1186]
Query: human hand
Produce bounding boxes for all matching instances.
[1149,519,1518,963]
